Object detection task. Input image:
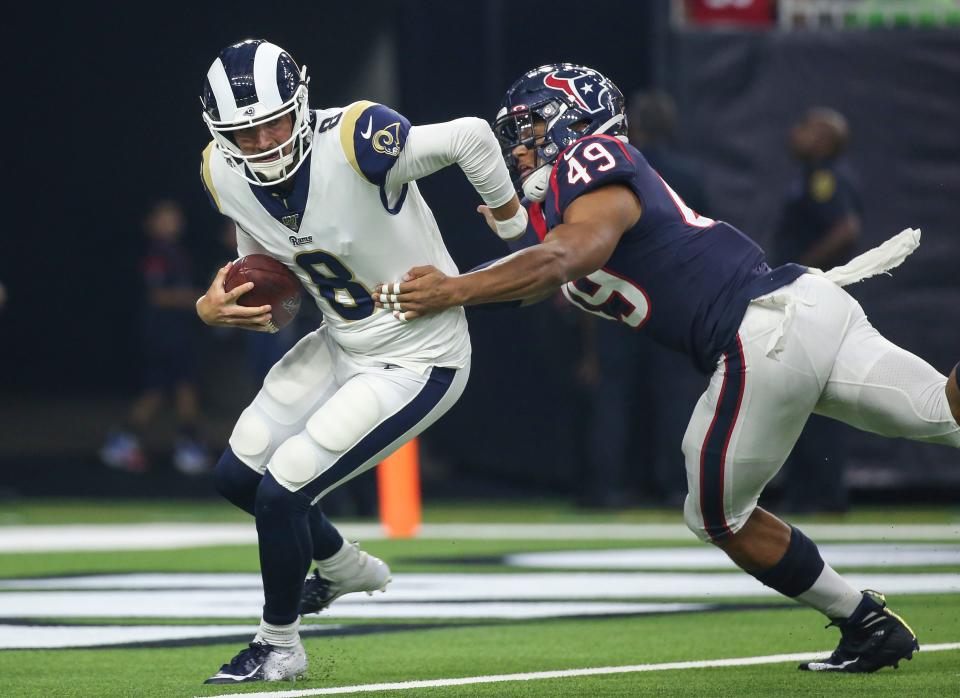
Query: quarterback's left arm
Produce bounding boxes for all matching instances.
[387,118,523,238]
[343,103,521,233]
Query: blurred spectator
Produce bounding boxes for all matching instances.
[0,280,6,312]
[576,90,710,509]
[628,90,709,215]
[775,106,862,513]
[100,200,212,475]
[777,107,861,269]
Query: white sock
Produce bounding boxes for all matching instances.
[256,617,301,649]
[796,564,863,619]
[315,540,356,581]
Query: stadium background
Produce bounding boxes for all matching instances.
[2,2,959,696]
[2,0,959,502]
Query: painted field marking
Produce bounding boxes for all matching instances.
[203,643,960,698]
[3,572,957,620]
[2,522,959,552]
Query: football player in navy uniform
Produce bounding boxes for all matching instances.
[194,40,525,684]
[377,64,960,673]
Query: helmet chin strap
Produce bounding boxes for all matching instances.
[249,148,297,182]
[522,166,551,202]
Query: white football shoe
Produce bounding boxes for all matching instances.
[299,541,391,614]
[204,641,307,684]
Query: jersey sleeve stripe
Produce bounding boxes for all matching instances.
[549,162,561,215]
[201,142,222,212]
[339,100,377,182]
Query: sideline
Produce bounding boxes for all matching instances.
[202,642,960,697]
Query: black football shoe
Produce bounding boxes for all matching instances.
[203,641,307,684]
[799,590,919,673]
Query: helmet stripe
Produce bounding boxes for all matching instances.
[206,58,238,121]
[253,42,284,111]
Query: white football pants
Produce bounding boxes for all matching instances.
[683,273,960,541]
[228,327,468,501]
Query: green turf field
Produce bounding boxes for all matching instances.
[0,500,957,697]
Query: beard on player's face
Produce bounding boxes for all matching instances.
[233,113,295,160]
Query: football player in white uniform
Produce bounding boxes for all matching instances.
[194,39,526,685]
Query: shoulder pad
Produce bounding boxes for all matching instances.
[339,101,411,186]
[200,141,221,213]
[550,135,637,216]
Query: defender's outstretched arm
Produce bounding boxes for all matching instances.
[375,183,641,318]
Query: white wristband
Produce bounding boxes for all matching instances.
[493,205,529,241]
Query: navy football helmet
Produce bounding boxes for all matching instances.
[201,39,312,185]
[493,63,627,201]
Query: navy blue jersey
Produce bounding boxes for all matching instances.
[544,134,804,373]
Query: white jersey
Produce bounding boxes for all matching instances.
[201,101,470,373]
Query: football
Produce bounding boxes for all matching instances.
[223,254,302,332]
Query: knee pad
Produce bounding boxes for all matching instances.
[270,434,324,488]
[263,332,334,409]
[306,378,382,452]
[228,407,273,470]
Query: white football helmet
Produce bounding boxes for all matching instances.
[201,39,313,186]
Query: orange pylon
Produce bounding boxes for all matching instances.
[377,438,421,538]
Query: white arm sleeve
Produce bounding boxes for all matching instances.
[385,117,516,208]
[234,223,270,258]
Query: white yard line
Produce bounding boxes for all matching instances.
[203,642,960,698]
[1,522,958,552]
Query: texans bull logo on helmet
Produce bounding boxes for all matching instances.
[542,69,612,115]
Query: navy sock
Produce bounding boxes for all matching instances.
[752,526,825,597]
[255,472,314,625]
[214,447,343,560]
[310,508,344,560]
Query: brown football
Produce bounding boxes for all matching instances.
[223,254,303,332]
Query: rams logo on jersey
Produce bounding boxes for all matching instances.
[372,122,403,157]
[341,101,411,186]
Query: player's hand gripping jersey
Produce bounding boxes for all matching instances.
[538,134,805,373]
[201,102,473,372]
